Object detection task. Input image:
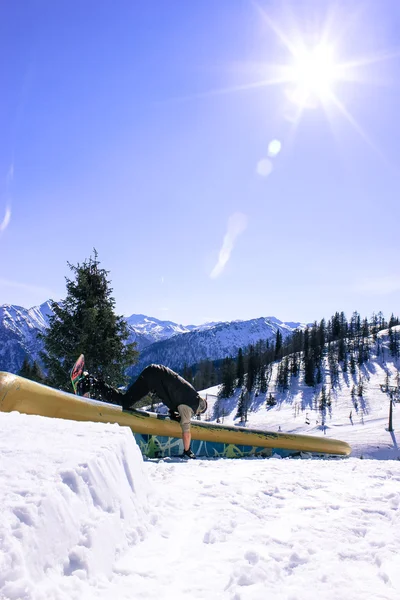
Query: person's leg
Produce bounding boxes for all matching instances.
[121,368,154,410]
[78,375,123,404]
[177,404,194,452]
[79,366,155,409]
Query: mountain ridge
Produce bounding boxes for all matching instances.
[0,300,302,375]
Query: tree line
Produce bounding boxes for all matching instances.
[214,310,400,399]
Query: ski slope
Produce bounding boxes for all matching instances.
[201,328,400,460]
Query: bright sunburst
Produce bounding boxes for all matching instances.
[249,2,400,148]
[287,43,338,108]
[171,3,398,153]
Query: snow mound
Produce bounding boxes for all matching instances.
[0,413,155,600]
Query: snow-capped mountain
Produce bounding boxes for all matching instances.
[126,314,196,341]
[127,317,299,378]
[0,303,193,372]
[0,301,53,373]
[0,301,301,375]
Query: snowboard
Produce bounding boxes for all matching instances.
[70,354,85,395]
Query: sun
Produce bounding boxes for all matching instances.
[174,2,397,152]
[287,43,338,107]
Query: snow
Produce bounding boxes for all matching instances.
[0,413,155,600]
[1,329,400,599]
[1,409,400,600]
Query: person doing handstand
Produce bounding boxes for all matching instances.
[78,364,207,459]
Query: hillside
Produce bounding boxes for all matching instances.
[199,327,400,460]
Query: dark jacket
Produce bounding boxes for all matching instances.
[125,364,201,413]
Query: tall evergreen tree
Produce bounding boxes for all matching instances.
[31,360,45,384]
[19,357,32,379]
[182,363,193,384]
[350,352,356,374]
[247,345,258,392]
[258,367,267,393]
[274,329,283,360]
[18,358,45,383]
[40,251,138,391]
[361,318,369,338]
[331,312,341,340]
[291,353,299,377]
[236,348,245,388]
[338,336,346,363]
[219,357,236,398]
[389,327,400,359]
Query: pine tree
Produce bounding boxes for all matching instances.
[370,313,379,340]
[19,358,45,383]
[274,330,282,360]
[389,327,400,359]
[331,312,341,340]
[291,353,299,377]
[350,353,356,374]
[19,357,32,379]
[277,357,290,390]
[40,251,138,391]
[182,363,193,384]
[362,318,369,338]
[236,348,245,388]
[316,363,323,385]
[338,337,346,363]
[319,385,327,410]
[31,361,45,383]
[246,345,257,392]
[259,367,267,393]
[219,357,236,398]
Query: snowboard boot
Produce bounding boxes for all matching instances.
[181,447,196,459]
[76,373,97,397]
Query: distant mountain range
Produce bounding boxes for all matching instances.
[0,301,302,376]
[127,317,299,378]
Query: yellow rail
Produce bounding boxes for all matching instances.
[0,372,351,456]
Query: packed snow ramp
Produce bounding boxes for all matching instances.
[0,373,351,457]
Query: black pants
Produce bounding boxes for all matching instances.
[95,370,155,410]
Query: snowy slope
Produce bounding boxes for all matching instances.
[200,327,400,460]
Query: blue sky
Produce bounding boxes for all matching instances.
[1,0,400,326]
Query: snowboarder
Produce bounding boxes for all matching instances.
[78,364,207,459]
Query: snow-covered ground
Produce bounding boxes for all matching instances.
[1,329,400,599]
[1,409,400,600]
